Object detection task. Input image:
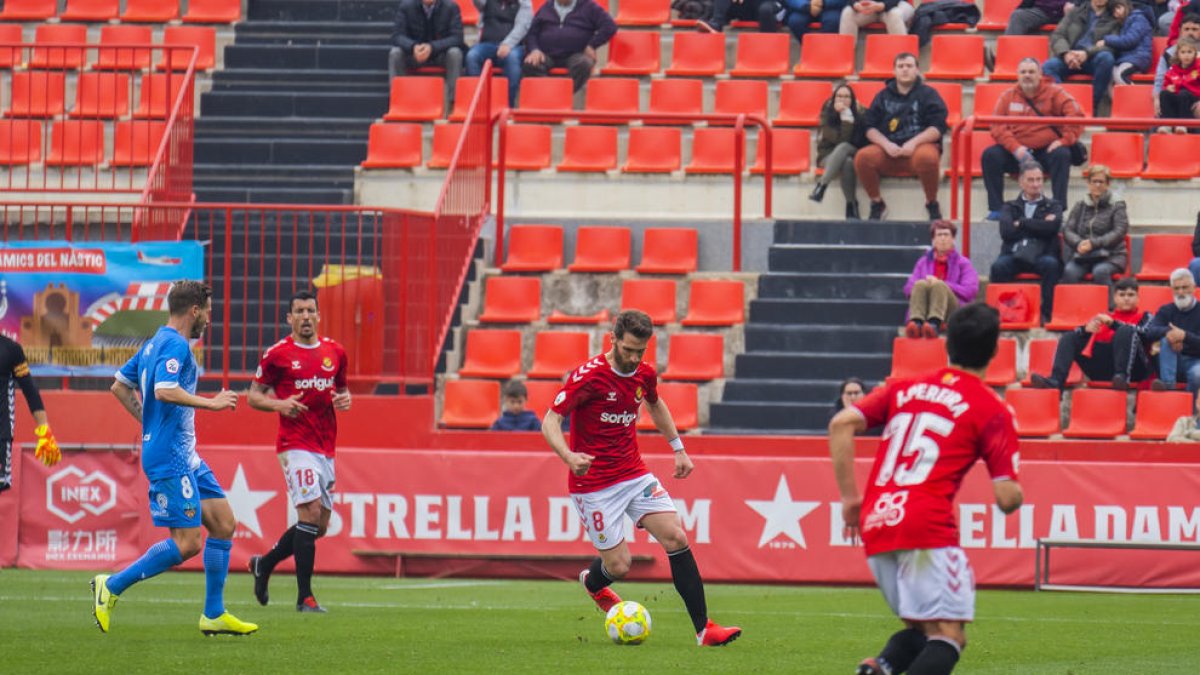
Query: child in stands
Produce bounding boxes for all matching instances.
[491,380,541,431]
[1159,37,1200,134]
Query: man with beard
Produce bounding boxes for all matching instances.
[1146,269,1200,394]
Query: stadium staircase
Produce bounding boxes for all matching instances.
[708,219,927,435]
[193,0,395,203]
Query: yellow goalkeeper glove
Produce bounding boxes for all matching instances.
[34,424,61,467]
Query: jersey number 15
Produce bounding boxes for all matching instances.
[876,412,953,487]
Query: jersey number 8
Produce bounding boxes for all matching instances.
[181,475,194,499]
[877,412,953,487]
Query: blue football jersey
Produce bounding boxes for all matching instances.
[116,326,201,480]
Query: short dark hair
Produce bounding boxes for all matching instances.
[1181,11,1200,26]
[167,280,211,316]
[945,303,1000,370]
[894,52,918,66]
[613,309,654,341]
[1114,276,1139,292]
[930,219,957,238]
[501,380,527,399]
[288,289,318,313]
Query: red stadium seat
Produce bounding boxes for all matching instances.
[858,34,919,79]
[686,127,743,174]
[457,329,524,379]
[584,77,641,122]
[984,338,1018,386]
[1004,388,1061,437]
[978,0,1022,30]
[647,78,704,124]
[622,127,681,173]
[637,228,698,274]
[621,278,677,324]
[1143,133,1200,179]
[602,332,658,369]
[1089,133,1144,178]
[0,120,42,165]
[7,71,68,118]
[440,380,500,428]
[1130,390,1194,440]
[990,36,1049,80]
[94,25,154,71]
[0,25,22,69]
[1060,83,1093,117]
[1137,284,1174,314]
[889,337,947,381]
[637,381,698,431]
[925,35,985,80]
[774,81,831,127]
[133,73,188,120]
[524,379,565,418]
[569,226,632,272]
[729,32,790,77]
[427,123,462,169]
[46,120,106,166]
[615,0,670,26]
[71,72,132,119]
[548,308,612,325]
[30,24,89,70]
[1110,85,1155,120]
[985,283,1041,330]
[453,0,479,25]
[927,81,963,129]
[793,33,854,78]
[478,276,542,323]
[1024,338,1083,386]
[517,77,573,117]
[665,32,726,77]
[361,123,423,169]
[713,79,768,120]
[1045,284,1110,331]
[1137,234,1194,281]
[184,0,241,22]
[1132,36,1167,82]
[528,332,591,379]
[971,82,1009,120]
[0,0,56,19]
[752,128,811,175]
[501,224,564,272]
[556,125,618,173]
[664,333,724,380]
[111,120,167,167]
[682,279,744,326]
[121,0,180,22]
[450,77,507,121]
[955,130,995,177]
[848,80,886,108]
[62,0,119,21]
[501,124,552,171]
[1063,388,1127,438]
[602,31,661,75]
[158,26,217,71]
[383,77,444,121]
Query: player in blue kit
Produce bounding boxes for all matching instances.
[96,280,257,636]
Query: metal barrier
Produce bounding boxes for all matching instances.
[489,110,773,272]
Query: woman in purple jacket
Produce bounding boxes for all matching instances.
[904,220,980,338]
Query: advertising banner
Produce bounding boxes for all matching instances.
[0,241,203,376]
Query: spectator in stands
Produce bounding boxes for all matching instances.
[390,0,467,112]
[1146,268,1200,392]
[855,53,948,222]
[810,83,866,220]
[522,0,616,92]
[1154,12,1200,119]
[990,163,1065,323]
[982,57,1085,219]
[697,0,782,33]
[467,0,532,107]
[1006,0,1071,35]
[1187,210,1200,284]
[838,0,914,39]
[830,377,866,418]
[1161,0,1190,34]
[1157,36,1200,130]
[1030,276,1155,389]
[1061,164,1129,289]
[904,220,979,338]
[491,380,542,431]
[784,0,848,44]
[1042,0,1122,112]
[1166,395,1200,441]
[1106,0,1155,84]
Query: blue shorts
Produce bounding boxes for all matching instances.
[147,462,225,528]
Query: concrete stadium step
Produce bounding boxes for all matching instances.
[734,351,891,381]
[224,43,388,71]
[722,378,846,403]
[200,90,389,118]
[757,272,910,301]
[195,186,354,204]
[195,137,369,165]
[773,219,931,246]
[748,298,908,326]
[234,20,391,44]
[707,400,835,433]
[744,325,897,353]
[212,70,385,93]
[196,117,373,138]
[768,243,925,275]
[194,164,358,183]
[249,0,398,22]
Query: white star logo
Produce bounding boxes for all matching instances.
[744,475,822,548]
[223,464,277,537]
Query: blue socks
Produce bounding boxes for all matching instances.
[107,538,183,596]
[203,538,232,619]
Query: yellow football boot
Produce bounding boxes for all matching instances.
[199,612,259,636]
[91,574,118,634]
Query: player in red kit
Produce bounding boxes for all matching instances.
[542,309,742,647]
[246,290,350,613]
[829,303,1023,675]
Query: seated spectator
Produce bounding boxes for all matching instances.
[1157,36,1200,131]
[1166,395,1200,441]
[1145,268,1200,392]
[1187,210,1200,284]
[1030,276,1155,389]
[982,58,1084,219]
[990,163,1065,323]
[904,220,979,338]
[810,83,866,220]
[1006,0,1071,35]
[467,0,532,107]
[698,0,781,33]
[909,0,982,46]
[390,0,467,112]
[522,0,616,92]
[1061,164,1128,289]
[1043,0,1122,112]
[491,380,542,431]
[854,53,948,222]
[1154,12,1200,120]
[830,377,866,418]
[839,0,914,39]
[785,0,848,44]
[1105,0,1154,84]
[1162,0,1190,35]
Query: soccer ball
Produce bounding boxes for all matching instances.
[604,601,652,645]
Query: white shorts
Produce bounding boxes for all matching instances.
[867,547,975,623]
[571,473,676,551]
[278,449,335,510]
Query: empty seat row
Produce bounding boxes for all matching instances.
[502,224,698,274]
[0,118,165,165]
[890,335,1110,389]
[0,71,188,118]
[1006,387,1192,440]
[477,275,745,326]
[0,24,216,70]
[0,0,238,22]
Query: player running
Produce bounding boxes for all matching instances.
[247,290,349,613]
[543,309,742,647]
[829,303,1023,675]
[0,334,62,490]
[100,280,257,636]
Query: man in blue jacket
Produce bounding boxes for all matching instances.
[390,0,467,112]
[522,0,616,92]
[1146,269,1200,394]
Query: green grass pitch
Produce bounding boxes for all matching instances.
[2,569,1198,674]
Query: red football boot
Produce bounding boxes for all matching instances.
[696,619,742,646]
[579,569,621,613]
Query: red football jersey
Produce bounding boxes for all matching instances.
[851,367,1020,556]
[254,336,348,458]
[551,353,659,493]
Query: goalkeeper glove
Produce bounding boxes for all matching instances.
[34,424,61,467]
